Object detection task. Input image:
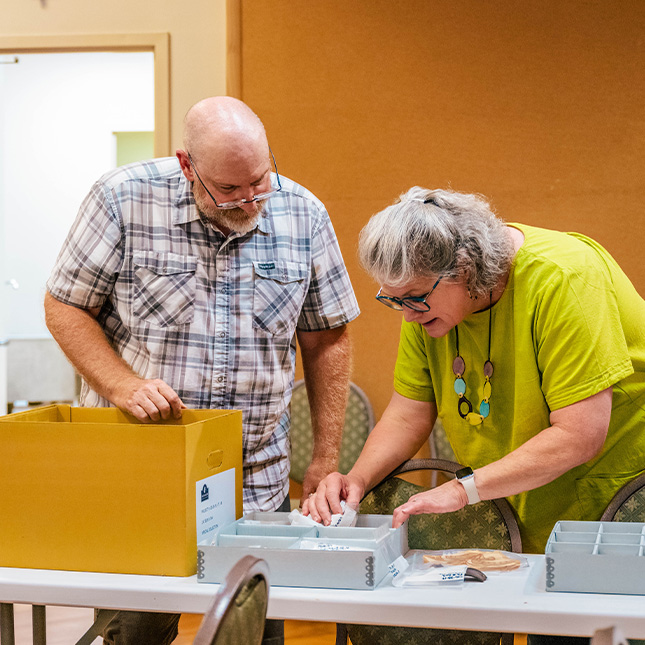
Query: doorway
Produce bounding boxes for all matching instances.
[0,40,166,413]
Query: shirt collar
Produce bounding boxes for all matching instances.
[173,172,200,225]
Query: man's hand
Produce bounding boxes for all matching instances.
[112,376,187,423]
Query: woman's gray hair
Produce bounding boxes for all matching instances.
[358,187,514,298]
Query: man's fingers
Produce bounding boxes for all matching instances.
[123,380,186,422]
[130,404,153,423]
[155,381,186,418]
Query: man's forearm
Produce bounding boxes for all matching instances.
[44,292,140,403]
[298,326,353,470]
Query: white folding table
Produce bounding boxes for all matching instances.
[1,555,644,644]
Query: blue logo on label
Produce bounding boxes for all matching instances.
[257,262,275,270]
[201,484,209,502]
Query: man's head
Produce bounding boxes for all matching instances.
[176,97,274,235]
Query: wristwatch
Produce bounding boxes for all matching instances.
[455,466,481,505]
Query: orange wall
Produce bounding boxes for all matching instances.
[239,1,645,418]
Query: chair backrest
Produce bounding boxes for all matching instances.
[289,380,374,483]
[338,458,521,645]
[193,555,269,645]
[600,471,645,522]
[427,419,456,487]
[428,418,456,463]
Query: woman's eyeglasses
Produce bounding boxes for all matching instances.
[375,276,443,312]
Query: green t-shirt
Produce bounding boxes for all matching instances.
[393,224,645,553]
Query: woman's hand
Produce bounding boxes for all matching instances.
[302,471,365,526]
[392,479,468,528]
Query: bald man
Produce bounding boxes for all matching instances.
[45,97,359,645]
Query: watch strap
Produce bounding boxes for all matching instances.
[456,467,481,505]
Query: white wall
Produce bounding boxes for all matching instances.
[1,51,154,339]
[1,61,9,414]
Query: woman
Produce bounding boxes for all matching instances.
[304,186,645,556]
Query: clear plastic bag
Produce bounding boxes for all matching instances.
[421,548,528,572]
[389,552,487,587]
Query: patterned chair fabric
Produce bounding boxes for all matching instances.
[600,471,645,523]
[337,459,522,645]
[289,380,374,483]
[429,418,457,463]
[193,555,269,645]
[599,472,645,645]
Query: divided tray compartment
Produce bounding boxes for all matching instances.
[197,512,407,590]
[545,520,645,595]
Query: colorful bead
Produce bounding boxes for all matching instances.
[453,295,494,426]
[458,397,473,418]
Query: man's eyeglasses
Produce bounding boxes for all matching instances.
[187,148,282,210]
[376,276,443,312]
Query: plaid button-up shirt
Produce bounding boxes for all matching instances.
[47,157,360,511]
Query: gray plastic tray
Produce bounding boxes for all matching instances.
[545,520,645,595]
[197,512,407,590]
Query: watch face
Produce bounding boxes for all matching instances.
[456,466,474,479]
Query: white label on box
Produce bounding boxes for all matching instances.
[196,468,236,543]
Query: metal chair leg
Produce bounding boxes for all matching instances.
[32,605,47,645]
[0,603,16,645]
[74,609,118,645]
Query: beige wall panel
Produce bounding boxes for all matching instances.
[1,0,228,150]
[240,0,645,418]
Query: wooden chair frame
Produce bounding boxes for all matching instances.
[600,471,645,521]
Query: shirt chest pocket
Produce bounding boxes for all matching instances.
[253,260,308,336]
[132,251,197,327]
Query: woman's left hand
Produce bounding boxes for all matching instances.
[392,479,469,528]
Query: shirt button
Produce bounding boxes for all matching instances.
[217,376,224,383]
[218,332,226,338]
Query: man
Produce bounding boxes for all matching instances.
[45,96,359,644]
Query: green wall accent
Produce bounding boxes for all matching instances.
[114,131,154,166]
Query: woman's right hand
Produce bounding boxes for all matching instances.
[301,471,365,526]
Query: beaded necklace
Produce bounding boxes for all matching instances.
[452,293,493,426]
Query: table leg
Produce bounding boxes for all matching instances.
[0,603,16,645]
[75,609,118,645]
[32,605,46,645]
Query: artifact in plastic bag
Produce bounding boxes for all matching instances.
[423,549,526,572]
[389,552,488,587]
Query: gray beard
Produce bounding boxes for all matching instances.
[198,197,269,235]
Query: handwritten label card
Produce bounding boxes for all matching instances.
[196,468,236,543]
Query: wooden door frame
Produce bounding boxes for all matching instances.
[226,0,242,98]
[0,33,170,156]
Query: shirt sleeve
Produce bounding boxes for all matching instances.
[296,205,360,330]
[535,265,634,411]
[393,320,436,402]
[46,180,124,309]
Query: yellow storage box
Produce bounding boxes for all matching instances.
[0,405,243,576]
